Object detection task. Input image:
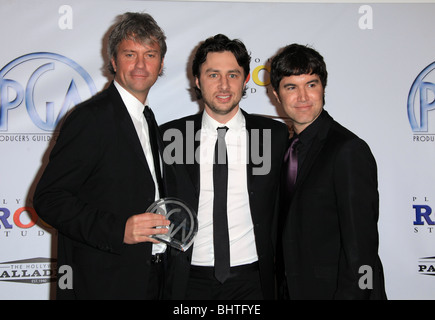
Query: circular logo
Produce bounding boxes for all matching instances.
[0,52,97,132]
[408,61,435,132]
[146,197,198,251]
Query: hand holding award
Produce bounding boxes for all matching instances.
[146,198,198,251]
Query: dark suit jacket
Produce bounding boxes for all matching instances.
[34,82,161,299]
[160,109,289,300]
[280,110,387,300]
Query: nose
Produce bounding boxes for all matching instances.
[135,55,146,69]
[218,76,229,90]
[298,88,308,102]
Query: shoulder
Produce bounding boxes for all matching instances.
[244,112,289,135]
[160,113,202,131]
[320,111,364,146]
[327,120,374,160]
[75,84,119,114]
[59,85,121,134]
[65,85,108,114]
[330,120,363,144]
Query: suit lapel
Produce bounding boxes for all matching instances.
[187,110,267,213]
[243,111,258,192]
[188,110,257,205]
[185,113,202,199]
[109,83,150,170]
[243,110,269,228]
[294,111,333,191]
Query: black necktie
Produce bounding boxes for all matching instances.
[213,126,230,283]
[143,105,164,198]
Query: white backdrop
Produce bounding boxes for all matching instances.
[1,0,435,300]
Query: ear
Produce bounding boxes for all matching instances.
[110,57,117,73]
[244,74,250,87]
[195,77,200,90]
[159,58,165,76]
[273,90,281,104]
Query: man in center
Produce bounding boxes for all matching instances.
[161,34,288,299]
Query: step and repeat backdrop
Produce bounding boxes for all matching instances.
[1,0,435,300]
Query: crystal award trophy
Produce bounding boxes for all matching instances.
[146,197,198,251]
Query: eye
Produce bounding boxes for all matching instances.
[307,80,321,88]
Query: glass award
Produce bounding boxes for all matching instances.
[146,197,198,251]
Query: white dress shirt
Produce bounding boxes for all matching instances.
[191,108,258,267]
[114,81,165,254]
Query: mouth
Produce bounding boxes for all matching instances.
[295,104,312,110]
[131,74,147,79]
[216,94,232,103]
[131,71,150,78]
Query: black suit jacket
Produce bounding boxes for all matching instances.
[160,109,289,299]
[280,110,386,300]
[34,82,162,299]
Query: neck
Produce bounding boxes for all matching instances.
[205,105,239,124]
[114,80,148,105]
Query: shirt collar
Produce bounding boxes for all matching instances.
[114,80,149,122]
[202,108,245,133]
[297,109,326,145]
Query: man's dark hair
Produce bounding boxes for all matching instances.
[270,44,327,92]
[192,34,251,99]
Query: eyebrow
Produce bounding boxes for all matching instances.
[204,68,242,74]
[283,78,320,88]
[121,49,159,54]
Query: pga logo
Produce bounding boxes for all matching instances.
[0,52,96,132]
[408,61,435,133]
